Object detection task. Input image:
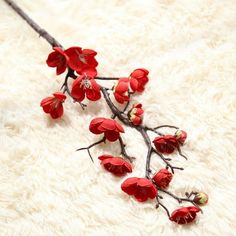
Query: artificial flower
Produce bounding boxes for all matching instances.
[98,154,132,176]
[153,135,178,154]
[71,70,101,101]
[170,206,200,224]
[121,177,157,202]
[175,130,187,144]
[46,47,69,75]
[152,168,173,189]
[129,68,149,92]
[40,92,66,119]
[65,47,98,75]
[113,78,130,104]
[128,103,144,125]
[89,117,124,142]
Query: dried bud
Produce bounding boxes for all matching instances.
[193,192,208,205]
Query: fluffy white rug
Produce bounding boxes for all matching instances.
[1,0,236,235]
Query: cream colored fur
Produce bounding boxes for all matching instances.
[0,0,236,235]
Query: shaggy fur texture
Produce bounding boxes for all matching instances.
[0,0,236,235]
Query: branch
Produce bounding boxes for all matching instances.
[118,137,135,162]
[76,137,106,162]
[152,148,184,174]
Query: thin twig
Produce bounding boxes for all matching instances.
[152,148,184,174]
[118,137,135,162]
[145,127,163,136]
[177,146,188,160]
[154,125,179,130]
[76,137,106,162]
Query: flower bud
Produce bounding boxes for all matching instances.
[175,130,187,144]
[193,192,208,205]
[128,103,144,126]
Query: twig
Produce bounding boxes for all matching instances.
[154,125,179,130]
[152,148,184,174]
[76,137,106,162]
[145,127,163,136]
[177,146,188,160]
[118,137,135,162]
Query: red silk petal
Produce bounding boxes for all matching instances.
[104,131,120,142]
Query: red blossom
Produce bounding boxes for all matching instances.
[170,206,200,224]
[153,135,178,154]
[98,154,132,176]
[121,177,157,202]
[113,78,130,104]
[152,169,173,189]
[46,47,69,75]
[40,92,66,119]
[65,47,98,75]
[129,68,149,92]
[89,118,124,142]
[71,70,101,102]
[175,130,187,144]
[128,103,144,125]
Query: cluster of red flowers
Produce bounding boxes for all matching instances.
[153,130,187,154]
[113,69,149,104]
[41,46,149,120]
[86,115,203,224]
[41,46,207,225]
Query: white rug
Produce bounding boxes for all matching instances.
[0,0,236,235]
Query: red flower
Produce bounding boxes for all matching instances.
[152,169,173,189]
[175,130,187,144]
[65,47,98,75]
[40,92,66,119]
[98,154,132,176]
[113,78,130,104]
[153,135,178,154]
[128,103,144,125]
[170,206,200,224]
[89,118,124,142]
[129,68,149,93]
[46,47,69,75]
[121,177,157,202]
[71,71,101,102]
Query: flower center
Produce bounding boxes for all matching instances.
[81,78,92,89]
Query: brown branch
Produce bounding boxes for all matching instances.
[154,125,179,130]
[76,137,106,162]
[118,137,135,162]
[6,0,202,220]
[152,148,184,174]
